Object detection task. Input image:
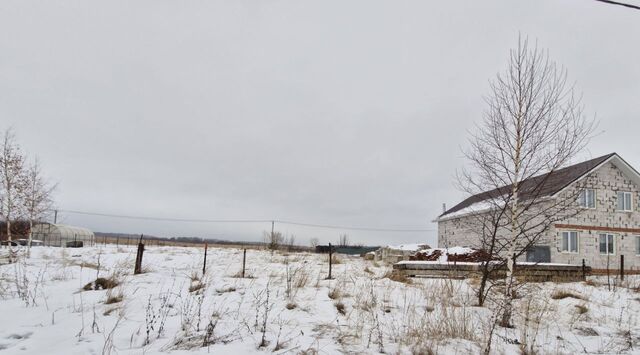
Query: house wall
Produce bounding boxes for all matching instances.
[550,162,640,270]
[438,162,640,270]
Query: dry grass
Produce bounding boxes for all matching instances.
[189,281,205,293]
[584,279,598,287]
[105,294,123,304]
[382,270,412,284]
[103,306,120,316]
[575,304,589,314]
[330,255,342,265]
[286,302,297,310]
[215,286,236,294]
[334,301,346,315]
[293,269,311,288]
[551,289,586,300]
[328,288,341,300]
[83,277,119,291]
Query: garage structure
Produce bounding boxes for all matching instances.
[30,223,95,247]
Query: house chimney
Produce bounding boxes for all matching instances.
[442,203,446,213]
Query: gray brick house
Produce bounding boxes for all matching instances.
[436,153,640,270]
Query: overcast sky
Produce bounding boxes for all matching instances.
[1,0,638,246]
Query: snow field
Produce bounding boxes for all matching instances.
[0,245,639,354]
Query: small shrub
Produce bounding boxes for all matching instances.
[334,302,346,315]
[551,289,585,300]
[286,302,297,310]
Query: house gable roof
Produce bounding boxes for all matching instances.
[438,153,638,220]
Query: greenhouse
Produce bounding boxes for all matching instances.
[30,223,96,247]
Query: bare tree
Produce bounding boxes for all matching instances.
[309,237,319,249]
[22,157,56,255]
[338,233,349,247]
[286,234,296,252]
[0,129,27,257]
[264,230,284,251]
[457,36,595,329]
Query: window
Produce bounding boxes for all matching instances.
[561,231,578,253]
[578,189,596,209]
[617,191,633,212]
[636,236,640,256]
[599,233,615,255]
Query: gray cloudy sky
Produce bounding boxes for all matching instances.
[1,0,638,246]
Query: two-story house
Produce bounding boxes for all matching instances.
[436,153,640,270]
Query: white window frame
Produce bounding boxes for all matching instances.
[599,233,616,255]
[578,189,596,209]
[560,231,579,253]
[617,191,633,212]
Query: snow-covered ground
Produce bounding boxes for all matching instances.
[1,245,639,354]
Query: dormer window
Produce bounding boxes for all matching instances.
[578,189,596,209]
[617,191,633,212]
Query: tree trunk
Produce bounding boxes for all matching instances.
[27,219,33,258]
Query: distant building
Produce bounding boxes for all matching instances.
[31,223,95,247]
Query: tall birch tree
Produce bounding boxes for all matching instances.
[458,36,595,330]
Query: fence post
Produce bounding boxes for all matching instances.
[134,234,144,275]
[242,249,247,278]
[582,259,586,280]
[203,243,208,275]
[328,243,333,280]
[116,236,119,247]
[621,254,625,281]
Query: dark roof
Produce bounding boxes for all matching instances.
[440,153,617,218]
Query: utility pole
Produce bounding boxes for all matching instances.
[271,221,274,236]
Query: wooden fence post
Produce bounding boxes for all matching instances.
[582,259,586,280]
[203,243,208,275]
[621,254,625,281]
[134,235,144,275]
[328,243,333,280]
[242,248,247,278]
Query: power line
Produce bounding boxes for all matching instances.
[275,219,433,232]
[56,209,434,233]
[58,210,272,224]
[593,0,640,10]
